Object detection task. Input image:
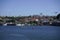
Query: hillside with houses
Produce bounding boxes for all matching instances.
[0,14,60,26]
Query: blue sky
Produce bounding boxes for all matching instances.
[0,0,60,16]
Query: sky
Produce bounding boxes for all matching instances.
[0,0,60,16]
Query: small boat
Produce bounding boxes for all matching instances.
[3,23,7,26]
[16,24,22,26]
[21,24,25,26]
[7,23,16,26]
[51,22,60,26]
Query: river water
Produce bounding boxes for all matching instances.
[0,26,60,40]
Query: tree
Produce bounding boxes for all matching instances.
[6,19,15,23]
[28,21,37,25]
[56,13,60,20]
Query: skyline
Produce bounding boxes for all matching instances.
[0,0,60,16]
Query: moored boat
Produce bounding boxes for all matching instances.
[51,22,60,26]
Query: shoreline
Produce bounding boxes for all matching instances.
[0,22,60,26]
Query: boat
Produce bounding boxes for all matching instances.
[3,23,7,26]
[16,24,22,26]
[51,22,60,26]
[7,22,16,26]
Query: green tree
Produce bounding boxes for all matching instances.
[56,13,60,20]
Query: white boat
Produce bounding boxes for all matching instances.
[16,24,22,26]
[21,24,25,26]
[3,23,7,26]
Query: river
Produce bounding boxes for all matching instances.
[0,26,60,40]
